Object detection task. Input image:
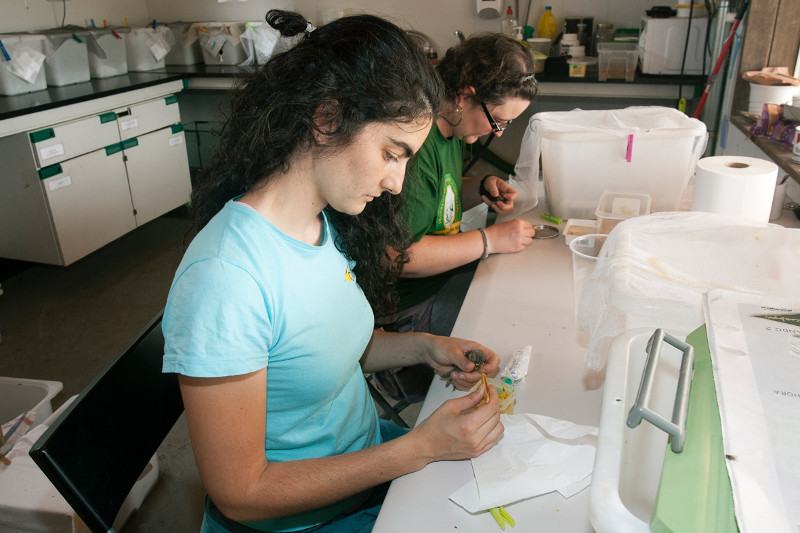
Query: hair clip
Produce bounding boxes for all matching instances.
[306,23,316,33]
[522,74,536,82]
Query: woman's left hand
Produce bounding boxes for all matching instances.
[481,176,518,213]
[424,336,501,390]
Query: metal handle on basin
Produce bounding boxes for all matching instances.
[626,328,695,453]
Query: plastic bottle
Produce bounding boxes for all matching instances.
[538,6,557,40]
[501,6,519,37]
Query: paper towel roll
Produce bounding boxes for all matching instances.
[691,156,778,224]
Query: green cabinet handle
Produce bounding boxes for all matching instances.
[38,163,63,180]
[29,128,55,144]
[121,138,139,150]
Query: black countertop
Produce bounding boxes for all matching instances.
[0,63,706,123]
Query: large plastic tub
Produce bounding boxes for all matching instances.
[165,22,202,65]
[0,376,63,428]
[87,28,128,78]
[527,107,707,219]
[0,34,48,95]
[125,26,173,71]
[41,30,91,86]
[196,22,250,66]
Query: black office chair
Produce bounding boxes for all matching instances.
[29,310,184,533]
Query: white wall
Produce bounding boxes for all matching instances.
[0,0,148,33]
[3,0,655,58]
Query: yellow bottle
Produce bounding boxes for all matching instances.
[538,6,557,40]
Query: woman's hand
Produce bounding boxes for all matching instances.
[422,336,501,390]
[412,384,504,461]
[481,175,518,213]
[484,218,536,255]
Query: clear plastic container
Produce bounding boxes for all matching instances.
[570,234,608,321]
[597,42,638,81]
[501,6,519,37]
[529,37,551,57]
[595,189,652,234]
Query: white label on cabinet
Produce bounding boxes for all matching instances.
[47,175,72,192]
[39,143,65,161]
[168,135,184,147]
[120,118,139,131]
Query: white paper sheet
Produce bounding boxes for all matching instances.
[704,289,800,533]
[449,413,597,513]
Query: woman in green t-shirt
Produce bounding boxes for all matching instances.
[373,33,539,402]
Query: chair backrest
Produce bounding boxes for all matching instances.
[29,310,184,533]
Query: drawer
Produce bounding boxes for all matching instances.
[116,94,182,140]
[29,112,120,168]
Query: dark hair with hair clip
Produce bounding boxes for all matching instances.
[189,10,443,314]
[436,33,538,106]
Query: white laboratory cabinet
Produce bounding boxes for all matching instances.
[0,91,191,266]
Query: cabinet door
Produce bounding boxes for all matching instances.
[40,146,137,265]
[122,126,192,226]
[117,94,182,141]
[29,112,120,168]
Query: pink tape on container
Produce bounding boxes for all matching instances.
[626,134,634,162]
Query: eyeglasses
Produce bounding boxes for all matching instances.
[481,102,512,133]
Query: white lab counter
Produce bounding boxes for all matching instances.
[374,197,800,533]
[373,198,605,533]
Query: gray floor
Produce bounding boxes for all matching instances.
[0,211,474,532]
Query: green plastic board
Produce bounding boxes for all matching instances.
[650,325,738,533]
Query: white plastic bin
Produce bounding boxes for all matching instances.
[0,34,48,96]
[125,26,173,71]
[196,22,249,66]
[523,107,707,219]
[41,29,90,86]
[86,28,128,78]
[0,376,63,429]
[165,22,202,65]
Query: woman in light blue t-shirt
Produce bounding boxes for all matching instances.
[162,10,505,533]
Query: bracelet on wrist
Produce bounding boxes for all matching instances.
[477,228,489,260]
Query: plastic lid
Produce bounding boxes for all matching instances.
[545,6,552,10]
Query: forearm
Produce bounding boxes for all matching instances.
[401,232,485,277]
[360,330,431,372]
[219,434,428,522]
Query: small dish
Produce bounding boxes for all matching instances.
[532,224,560,239]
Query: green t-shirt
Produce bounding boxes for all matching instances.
[397,124,467,311]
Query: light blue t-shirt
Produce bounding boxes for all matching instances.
[162,201,380,530]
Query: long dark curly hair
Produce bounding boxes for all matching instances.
[189,10,443,314]
[436,33,538,107]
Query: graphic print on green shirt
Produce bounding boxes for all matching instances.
[434,174,462,235]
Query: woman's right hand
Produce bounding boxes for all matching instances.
[411,384,504,463]
[484,218,536,255]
